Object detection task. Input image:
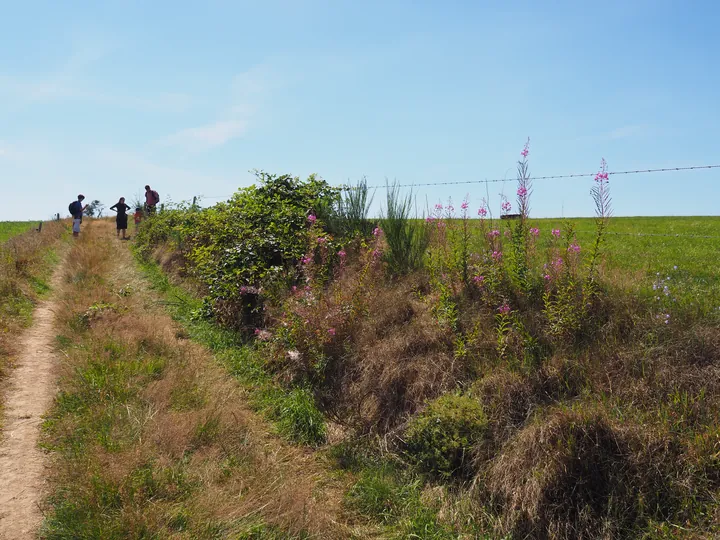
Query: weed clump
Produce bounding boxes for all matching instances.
[483,408,682,539]
[405,393,487,478]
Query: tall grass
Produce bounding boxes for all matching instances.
[381,182,430,275]
[334,177,375,237]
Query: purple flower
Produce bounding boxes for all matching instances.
[568,243,581,253]
[530,227,540,237]
[477,207,487,217]
[488,229,500,238]
[551,228,561,238]
[492,250,502,262]
[434,203,443,211]
[472,275,485,284]
[498,303,511,315]
[317,236,327,244]
[501,201,512,213]
[338,249,346,259]
[517,186,528,197]
[426,216,436,223]
[373,227,382,237]
[307,214,317,224]
[543,274,551,281]
[301,256,312,265]
[461,201,469,210]
[520,137,530,158]
[328,328,336,336]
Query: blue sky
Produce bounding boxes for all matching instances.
[1,0,719,221]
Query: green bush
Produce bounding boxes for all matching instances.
[381,182,430,275]
[135,172,339,329]
[405,394,487,478]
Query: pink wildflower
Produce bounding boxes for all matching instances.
[292,285,298,292]
[488,229,500,238]
[520,137,530,158]
[328,328,336,336]
[568,243,581,253]
[478,207,487,217]
[373,227,382,237]
[498,303,511,315]
[426,216,436,223]
[543,274,551,281]
[551,228,561,238]
[530,227,540,237]
[492,250,502,262]
[461,201,469,210]
[434,203,443,211]
[338,249,346,259]
[472,275,485,284]
[501,201,512,213]
[307,214,317,224]
[317,236,326,244]
[301,256,312,265]
[517,186,527,197]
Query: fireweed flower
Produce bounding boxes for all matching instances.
[328,328,336,336]
[472,275,485,284]
[338,249,346,259]
[426,216,436,223]
[488,229,500,238]
[551,229,561,238]
[373,227,382,237]
[543,274,551,280]
[530,227,540,237]
[307,214,317,224]
[520,139,530,158]
[492,250,502,261]
[461,200,469,210]
[301,256,312,265]
[317,236,327,244]
[498,303,511,315]
[478,207,488,217]
[517,186,528,197]
[568,243,581,253]
[434,203,443,211]
[501,201,512,213]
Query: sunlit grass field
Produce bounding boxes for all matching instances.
[451,215,720,316]
[0,221,36,243]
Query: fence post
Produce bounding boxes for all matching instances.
[37,221,43,232]
[192,196,197,210]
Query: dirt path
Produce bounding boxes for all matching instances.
[0,261,65,539]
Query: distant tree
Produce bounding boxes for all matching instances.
[85,200,105,218]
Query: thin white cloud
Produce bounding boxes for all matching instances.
[606,124,648,140]
[160,120,248,149]
[157,64,278,151]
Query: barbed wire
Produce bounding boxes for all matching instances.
[198,163,720,200]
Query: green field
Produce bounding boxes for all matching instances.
[529,216,720,315]
[0,221,37,243]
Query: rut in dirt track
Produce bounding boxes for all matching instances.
[0,261,65,539]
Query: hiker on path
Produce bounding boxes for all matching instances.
[69,194,88,238]
[144,185,160,214]
[109,197,131,240]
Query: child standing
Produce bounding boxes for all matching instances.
[133,207,143,233]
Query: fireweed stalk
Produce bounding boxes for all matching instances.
[586,158,612,283]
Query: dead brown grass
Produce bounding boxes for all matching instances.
[482,407,684,539]
[42,220,354,538]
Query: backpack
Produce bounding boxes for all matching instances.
[68,200,81,217]
[151,190,160,205]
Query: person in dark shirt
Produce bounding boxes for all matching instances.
[110,197,131,240]
[69,194,88,238]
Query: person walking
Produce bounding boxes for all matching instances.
[109,197,131,240]
[68,194,88,238]
[144,185,160,214]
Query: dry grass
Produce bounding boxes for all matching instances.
[42,220,353,538]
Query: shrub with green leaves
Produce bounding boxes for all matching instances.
[136,172,339,328]
[405,393,488,478]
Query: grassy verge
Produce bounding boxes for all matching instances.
[0,220,68,426]
[41,221,349,538]
[134,253,328,447]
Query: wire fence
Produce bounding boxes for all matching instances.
[194,163,719,241]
